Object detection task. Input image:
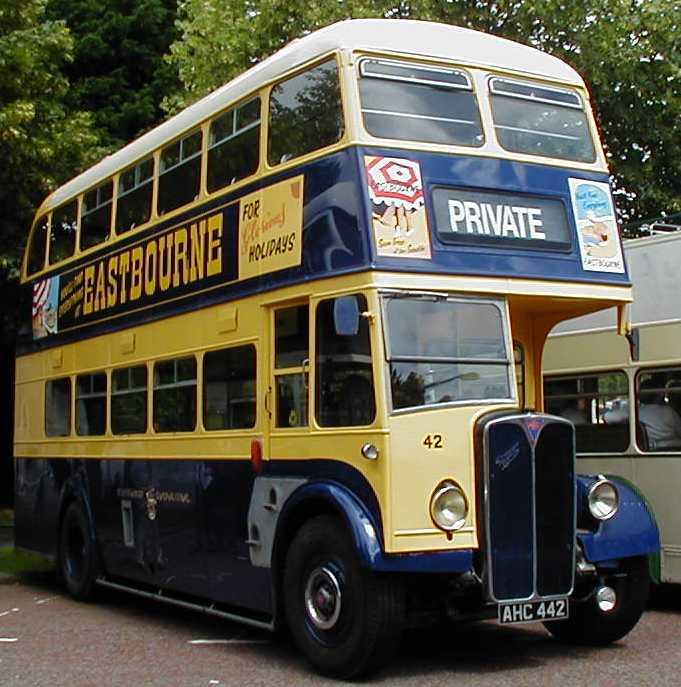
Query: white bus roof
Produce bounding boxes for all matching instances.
[44,19,585,213]
[553,231,681,334]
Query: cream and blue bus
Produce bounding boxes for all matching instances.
[15,19,658,678]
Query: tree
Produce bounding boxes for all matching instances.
[166,0,681,222]
[0,0,103,285]
[46,0,180,147]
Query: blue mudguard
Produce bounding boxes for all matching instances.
[576,475,660,563]
[277,481,473,574]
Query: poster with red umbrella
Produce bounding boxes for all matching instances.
[364,156,431,259]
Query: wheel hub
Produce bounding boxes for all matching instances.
[304,565,342,630]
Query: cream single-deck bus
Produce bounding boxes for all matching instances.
[15,19,657,678]
[544,228,681,585]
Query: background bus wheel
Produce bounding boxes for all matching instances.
[283,515,404,679]
[59,501,99,601]
[544,556,649,646]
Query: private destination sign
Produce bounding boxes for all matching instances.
[432,187,571,250]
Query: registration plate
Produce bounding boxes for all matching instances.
[498,598,568,625]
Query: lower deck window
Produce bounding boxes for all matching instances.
[45,377,71,436]
[636,369,681,451]
[112,366,148,435]
[76,372,107,436]
[203,346,256,430]
[153,357,197,432]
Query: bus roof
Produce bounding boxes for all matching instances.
[43,19,585,214]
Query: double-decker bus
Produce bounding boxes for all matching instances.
[15,19,658,678]
[544,229,681,585]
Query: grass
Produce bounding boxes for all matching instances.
[0,547,54,576]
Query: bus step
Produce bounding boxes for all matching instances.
[95,577,274,632]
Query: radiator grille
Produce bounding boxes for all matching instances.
[484,414,575,601]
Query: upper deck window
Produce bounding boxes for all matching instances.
[158,130,202,215]
[49,201,78,265]
[208,98,260,193]
[384,295,512,411]
[27,216,49,276]
[268,59,343,166]
[116,157,153,234]
[80,180,113,251]
[358,58,484,147]
[489,77,596,163]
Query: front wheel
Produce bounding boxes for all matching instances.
[283,515,404,679]
[544,556,649,645]
[59,501,99,601]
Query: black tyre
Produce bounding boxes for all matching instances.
[544,556,649,645]
[59,501,99,601]
[283,515,404,679]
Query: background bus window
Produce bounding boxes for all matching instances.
[358,58,483,147]
[544,372,629,453]
[158,130,202,215]
[116,157,153,234]
[315,295,375,427]
[112,366,147,435]
[27,216,49,276]
[153,357,197,432]
[268,59,343,166]
[208,98,260,193]
[204,345,256,430]
[274,305,309,427]
[76,372,107,436]
[489,77,596,163]
[45,378,71,437]
[80,180,113,251]
[636,369,681,451]
[49,201,78,264]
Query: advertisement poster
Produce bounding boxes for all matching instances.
[568,178,625,273]
[365,156,431,259]
[32,276,60,339]
[238,175,304,280]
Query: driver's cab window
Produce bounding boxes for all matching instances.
[274,304,309,427]
[315,294,376,427]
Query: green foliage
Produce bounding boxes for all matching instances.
[0,547,54,575]
[0,0,102,285]
[166,0,681,222]
[46,0,180,147]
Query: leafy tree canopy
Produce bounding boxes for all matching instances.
[0,0,102,281]
[46,0,180,147]
[166,0,681,223]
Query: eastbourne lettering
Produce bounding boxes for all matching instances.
[81,213,223,317]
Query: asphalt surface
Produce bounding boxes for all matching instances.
[2,563,681,687]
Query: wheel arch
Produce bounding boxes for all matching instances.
[270,481,383,623]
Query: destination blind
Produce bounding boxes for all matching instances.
[432,187,571,250]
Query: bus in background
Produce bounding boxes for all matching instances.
[544,228,681,585]
[15,19,658,678]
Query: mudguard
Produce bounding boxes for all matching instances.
[276,481,473,574]
[577,475,660,564]
[57,464,97,547]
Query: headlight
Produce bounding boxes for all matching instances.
[430,481,468,532]
[588,478,619,521]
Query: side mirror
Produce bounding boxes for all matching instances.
[333,296,360,336]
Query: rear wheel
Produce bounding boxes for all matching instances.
[544,556,649,645]
[283,515,404,679]
[59,501,99,601]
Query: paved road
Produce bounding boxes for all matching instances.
[2,571,681,687]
